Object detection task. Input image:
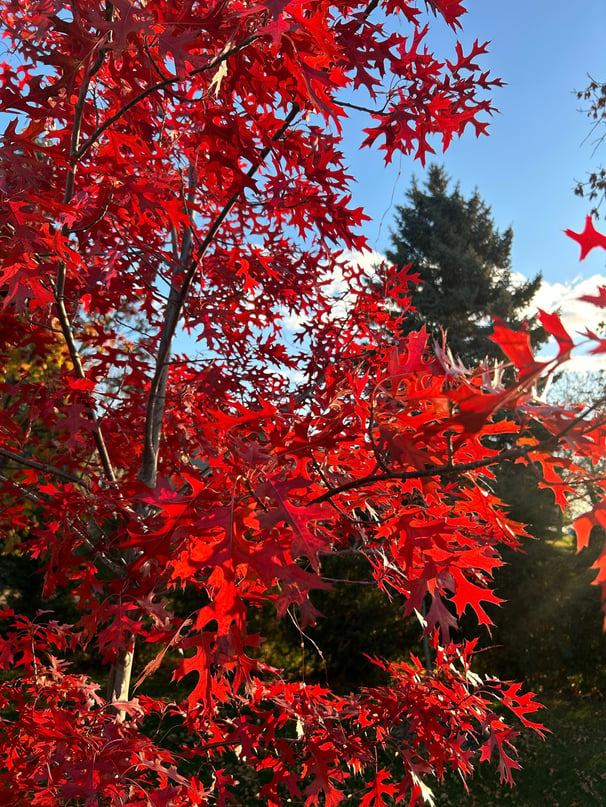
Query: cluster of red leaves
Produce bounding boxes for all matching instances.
[1,0,606,804]
[0,610,204,807]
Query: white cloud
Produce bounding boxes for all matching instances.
[282,248,606,374]
[532,274,606,372]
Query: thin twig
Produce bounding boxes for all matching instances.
[76,528,127,578]
[322,577,375,585]
[0,446,82,485]
[0,461,124,576]
[0,471,43,504]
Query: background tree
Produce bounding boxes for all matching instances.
[384,167,606,696]
[386,164,544,363]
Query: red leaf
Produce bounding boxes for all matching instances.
[359,770,397,807]
[425,593,458,637]
[574,506,606,551]
[450,571,503,627]
[579,286,606,307]
[565,216,606,260]
[258,478,331,571]
[538,309,573,358]
[490,317,535,369]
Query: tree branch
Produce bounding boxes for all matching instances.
[310,402,602,505]
[139,103,300,489]
[53,17,118,487]
[74,33,261,162]
[0,446,82,485]
[363,0,381,18]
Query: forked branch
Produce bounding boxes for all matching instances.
[139,103,300,490]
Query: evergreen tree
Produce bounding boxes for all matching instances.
[386,164,544,363]
[385,168,594,693]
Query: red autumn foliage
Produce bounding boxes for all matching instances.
[565,215,606,260]
[1,1,606,804]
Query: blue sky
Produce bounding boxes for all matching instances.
[342,0,606,287]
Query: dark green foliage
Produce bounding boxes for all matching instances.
[386,164,544,364]
[461,463,606,697]
[434,698,606,805]
[0,552,72,620]
[303,554,426,690]
[251,554,427,692]
[476,528,606,696]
